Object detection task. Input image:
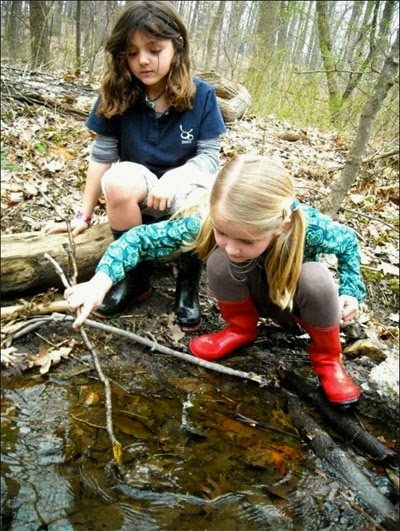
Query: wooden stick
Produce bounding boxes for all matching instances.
[44,250,123,468]
[287,395,399,525]
[1,299,69,320]
[51,313,270,386]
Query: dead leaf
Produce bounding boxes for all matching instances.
[377,262,399,276]
[343,339,386,361]
[167,324,185,342]
[29,345,72,374]
[1,346,28,367]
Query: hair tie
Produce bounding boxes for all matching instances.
[291,198,300,212]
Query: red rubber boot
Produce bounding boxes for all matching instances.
[189,297,259,361]
[296,318,361,405]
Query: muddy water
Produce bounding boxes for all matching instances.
[0,350,383,530]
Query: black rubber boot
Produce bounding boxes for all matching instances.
[96,229,151,317]
[174,251,202,331]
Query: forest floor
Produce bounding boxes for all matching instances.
[1,66,398,364]
[0,67,399,529]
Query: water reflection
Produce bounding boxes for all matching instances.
[0,366,374,530]
[1,382,73,529]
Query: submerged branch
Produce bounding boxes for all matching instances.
[51,313,271,387]
[44,252,123,468]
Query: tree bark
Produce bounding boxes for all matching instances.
[315,0,341,121]
[5,0,23,61]
[1,223,113,296]
[204,0,226,69]
[323,29,399,216]
[29,0,50,68]
[75,0,82,76]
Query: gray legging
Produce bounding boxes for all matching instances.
[206,247,341,329]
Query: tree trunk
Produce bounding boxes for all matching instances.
[341,0,379,103]
[5,0,23,61]
[323,29,399,216]
[75,0,82,76]
[341,0,364,68]
[225,0,247,77]
[1,224,113,296]
[315,0,341,122]
[204,0,226,69]
[29,0,50,68]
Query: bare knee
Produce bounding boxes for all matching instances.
[103,163,147,208]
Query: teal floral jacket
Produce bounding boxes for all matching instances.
[96,204,366,302]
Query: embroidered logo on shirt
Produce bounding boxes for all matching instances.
[180,125,194,144]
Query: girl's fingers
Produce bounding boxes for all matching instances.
[72,308,88,328]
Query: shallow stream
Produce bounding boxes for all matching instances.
[0,361,390,529]
[1,312,398,530]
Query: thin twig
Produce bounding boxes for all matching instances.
[341,208,399,233]
[70,413,106,430]
[50,313,270,387]
[78,325,122,461]
[44,251,123,467]
[44,253,70,288]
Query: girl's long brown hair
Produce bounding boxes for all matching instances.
[98,1,195,117]
[189,154,306,310]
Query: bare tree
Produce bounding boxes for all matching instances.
[4,0,23,61]
[315,0,341,121]
[204,0,226,69]
[29,0,50,68]
[75,0,81,75]
[323,29,399,216]
[316,0,398,123]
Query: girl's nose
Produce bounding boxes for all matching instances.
[139,52,150,65]
[225,241,241,256]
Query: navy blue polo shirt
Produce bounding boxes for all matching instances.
[86,78,226,177]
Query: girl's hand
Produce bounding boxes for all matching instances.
[339,295,359,325]
[64,273,113,328]
[42,218,89,237]
[147,166,190,211]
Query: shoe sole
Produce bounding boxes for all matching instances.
[179,320,201,333]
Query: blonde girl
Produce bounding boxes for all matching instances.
[65,155,366,406]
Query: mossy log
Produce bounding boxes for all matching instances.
[0,223,113,296]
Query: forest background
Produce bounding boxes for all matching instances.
[1,0,399,143]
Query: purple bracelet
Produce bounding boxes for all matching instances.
[75,211,92,225]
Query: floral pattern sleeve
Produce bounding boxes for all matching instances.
[95,216,202,285]
[302,205,366,302]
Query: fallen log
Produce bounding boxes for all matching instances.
[197,71,252,122]
[1,299,69,320]
[1,65,251,124]
[287,395,399,529]
[1,223,113,296]
[282,370,395,461]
